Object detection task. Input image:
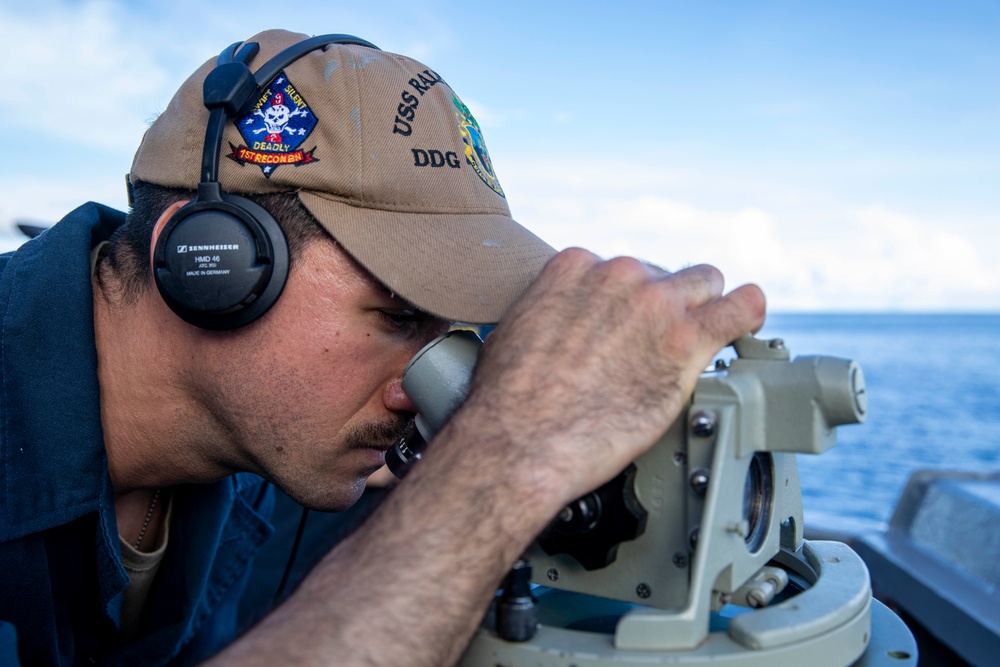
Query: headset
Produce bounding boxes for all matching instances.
[152,34,380,330]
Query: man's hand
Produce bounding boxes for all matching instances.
[460,248,766,505]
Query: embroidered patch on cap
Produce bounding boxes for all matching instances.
[453,93,504,198]
[228,72,319,178]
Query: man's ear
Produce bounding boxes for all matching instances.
[149,200,190,266]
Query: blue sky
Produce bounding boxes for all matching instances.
[2,0,997,310]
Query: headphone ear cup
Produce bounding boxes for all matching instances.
[152,195,289,330]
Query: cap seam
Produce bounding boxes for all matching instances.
[349,47,366,203]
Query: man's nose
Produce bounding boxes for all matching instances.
[383,375,417,414]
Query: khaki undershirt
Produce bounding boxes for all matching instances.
[117,494,174,642]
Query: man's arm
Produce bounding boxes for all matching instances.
[210,249,766,666]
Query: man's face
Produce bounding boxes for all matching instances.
[191,237,451,510]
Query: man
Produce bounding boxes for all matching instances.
[0,29,764,666]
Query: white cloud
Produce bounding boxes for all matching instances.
[847,206,1000,305]
[501,158,1000,312]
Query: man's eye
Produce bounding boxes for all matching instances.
[378,309,422,330]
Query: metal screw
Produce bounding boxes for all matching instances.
[689,527,700,550]
[546,568,560,582]
[672,553,688,568]
[690,411,716,438]
[768,338,785,350]
[673,450,687,465]
[689,468,710,495]
[636,583,652,599]
[714,359,729,371]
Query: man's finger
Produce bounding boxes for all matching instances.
[663,264,726,310]
[693,282,767,347]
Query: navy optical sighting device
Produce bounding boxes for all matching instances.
[388,331,917,666]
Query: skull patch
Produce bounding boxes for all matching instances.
[228,72,319,178]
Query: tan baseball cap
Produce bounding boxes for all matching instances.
[130,29,555,324]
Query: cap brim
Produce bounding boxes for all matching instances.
[299,191,555,324]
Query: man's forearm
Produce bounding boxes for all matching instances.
[211,404,560,666]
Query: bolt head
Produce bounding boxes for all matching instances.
[690,411,716,437]
[689,468,710,495]
[636,583,652,599]
[546,568,560,582]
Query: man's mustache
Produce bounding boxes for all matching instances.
[344,418,412,451]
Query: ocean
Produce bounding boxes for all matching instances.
[751,313,1000,534]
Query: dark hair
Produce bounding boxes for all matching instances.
[102,180,328,301]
